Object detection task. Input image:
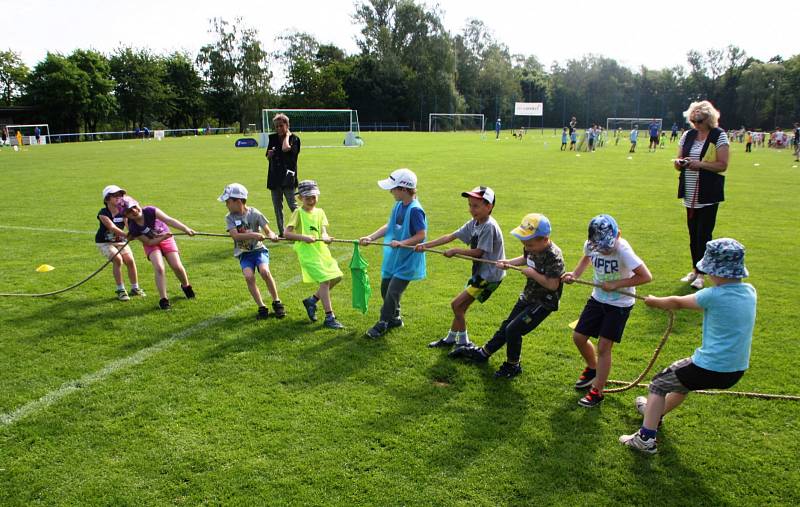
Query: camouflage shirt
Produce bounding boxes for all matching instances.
[520,241,565,311]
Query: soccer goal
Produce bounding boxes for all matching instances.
[5,124,50,145]
[606,118,662,134]
[261,109,361,148]
[428,113,485,133]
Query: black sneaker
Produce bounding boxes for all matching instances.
[448,345,488,363]
[494,362,522,379]
[271,301,286,319]
[428,337,456,348]
[574,367,596,390]
[365,320,389,339]
[323,315,345,329]
[181,285,195,299]
[257,306,270,320]
[387,318,404,329]
[578,388,604,408]
[302,297,318,322]
[159,298,171,310]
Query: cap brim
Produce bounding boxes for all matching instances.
[510,227,535,240]
[218,193,229,202]
[461,191,483,200]
[377,178,396,190]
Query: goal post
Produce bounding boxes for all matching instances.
[261,109,361,148]
[5,124,50,145]
[606,118,663,134]
[428,113,485,133]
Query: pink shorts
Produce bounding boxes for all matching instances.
[143,236,180,259]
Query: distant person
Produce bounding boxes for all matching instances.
[745,130,753,153]
[266,113,301,235]
[615,127,622,146]
[143,126,150,139]
[675,100,729,290]
[629,126,639,153]
[34,126,41,144]
[206,123,212,135]
[561,127,568,151]
[793,122,800,162]
[569,116,577,136]
[588,125,596,152]
[648,120,659,152]
[569,129,577,150]
[670,122,679,142]
[1,126,8,145]
[495,118,502,139]
[15,129,23,148]
[660,131,667,149]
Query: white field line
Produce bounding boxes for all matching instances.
[0,252,352,427]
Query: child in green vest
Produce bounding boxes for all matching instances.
[283,180,345,329]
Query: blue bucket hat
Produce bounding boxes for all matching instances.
[587,214,619,251]
[696,238,749,278]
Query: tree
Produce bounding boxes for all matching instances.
[25,52,88,133]
[0,49,29,106]
[68,49,115,132]
[163,52,206,128]
[275,32,352,108]
[109,47,169,129]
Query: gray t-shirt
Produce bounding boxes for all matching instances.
[453,216,506,282]
[225,207,269,257]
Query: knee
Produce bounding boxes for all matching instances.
[572,333,587,345]
[243,272,256,283]
[153,264,165,276]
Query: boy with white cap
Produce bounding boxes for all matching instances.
[620,238,756,454]
[449,213,564,379]
[220,183,284,320]
[562,214,652,408]
[283,180,344,329]
[360,168,427,339]
[95,185,143,301]
[417,186,505,349]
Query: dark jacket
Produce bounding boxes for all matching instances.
[266,133,301,190]
[677,127,725,204]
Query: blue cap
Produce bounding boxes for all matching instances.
[696,238,749,278]
[587,214,619,251]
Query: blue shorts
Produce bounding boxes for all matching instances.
[238,250,270,272]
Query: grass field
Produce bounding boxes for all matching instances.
[1,131,799,505]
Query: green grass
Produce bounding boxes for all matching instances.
[1,132,798,505]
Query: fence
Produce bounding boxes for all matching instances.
[47,127,235,143]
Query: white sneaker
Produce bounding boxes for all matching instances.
[619,432,658,454]
[690,276,705,290]
[635,396,648,415]
[680,271,697,283]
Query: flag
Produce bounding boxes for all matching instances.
[349,241,371,314]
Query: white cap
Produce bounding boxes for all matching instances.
[102,185,126,200]
[218,183,249,201]
[378,168,417,190]
[461,186,495,205]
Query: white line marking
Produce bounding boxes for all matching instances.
[0,252,352,427]
[0,225,92,234]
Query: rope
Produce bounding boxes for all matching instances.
[606,380,800,401]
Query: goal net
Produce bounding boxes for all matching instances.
[429,114,485,133]
[261,109,361,148]
[5,124,50,145]
[606,118,662,135]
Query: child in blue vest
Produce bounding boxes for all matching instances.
[360,168,427,339]
[620,238,756,454]
[561,128,568,151]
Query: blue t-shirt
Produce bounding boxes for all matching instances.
[630,130,639,141]
[671,124,679,134]
[692,283,757,372]
[570,132,577,142]
[395,202,425,236]
[561,132,568,142]
[495,120,501,132]
[649,123,659,137]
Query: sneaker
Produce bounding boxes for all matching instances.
[387,318,404,329]
[690,276,704,290]
[159,298,171,310]
[578,388,604,407]
[680,271,697,283]
[494,362,523,379]
[271,301,286,319]
[619,432,658,454]
[323,315,345,329]
[428,337,456,348]
[448,345,488,363]
[257,306,270,320]
[181,285,196,299]
[302,297,318,322]
[116,288,130,301]
[365,320,389,339]
[574,367,596,389]
[634,396,664,428]
[129,287,146,297]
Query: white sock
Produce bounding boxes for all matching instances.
[116,284,125,291]
[443,330,457,343]
[131,283,139,290]
[456,331,470,345]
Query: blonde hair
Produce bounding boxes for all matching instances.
[683,100,720,129]
[272,113,289,126]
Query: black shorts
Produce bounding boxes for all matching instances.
[574,296,632,343]
[650,135,659,144]
[649,357,745,396]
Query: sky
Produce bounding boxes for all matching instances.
[3,0,793,78]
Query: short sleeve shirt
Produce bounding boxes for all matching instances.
[128,206,169,239]
[286,207,329,238]
[520,241,565,310]
[95,207,126,243]
[584,238,643,308]
[226,206,269,257]
[693,283,757,372]
[453,216,506,283]
[394,202,425,236]
[678,130,730,208]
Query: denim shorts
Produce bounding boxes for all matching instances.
[239,249,270,271]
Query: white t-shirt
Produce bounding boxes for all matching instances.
[584,237,643,307]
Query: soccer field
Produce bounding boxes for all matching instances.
[1,132,798,505]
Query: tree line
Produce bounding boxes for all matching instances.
[1,0,798,134]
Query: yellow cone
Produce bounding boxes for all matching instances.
[567,319,579,330]
[36,264,55,273]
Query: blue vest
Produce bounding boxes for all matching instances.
[381,199,427,280]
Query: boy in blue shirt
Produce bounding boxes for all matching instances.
[619,238,756,454]
[629,126,639,153]
[569,129,577,150]
[561,128,568,151]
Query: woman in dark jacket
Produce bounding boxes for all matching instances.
[266,113,301,235]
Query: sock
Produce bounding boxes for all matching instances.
[443,330,457,343]
[325,311,334,319]
[130,283,139,290]
[478,347,489,358]
[116,284,125,291]
[639,426,657,440]
[455,330,470,345]
[273,299,281,304]
[309,295,319,303]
